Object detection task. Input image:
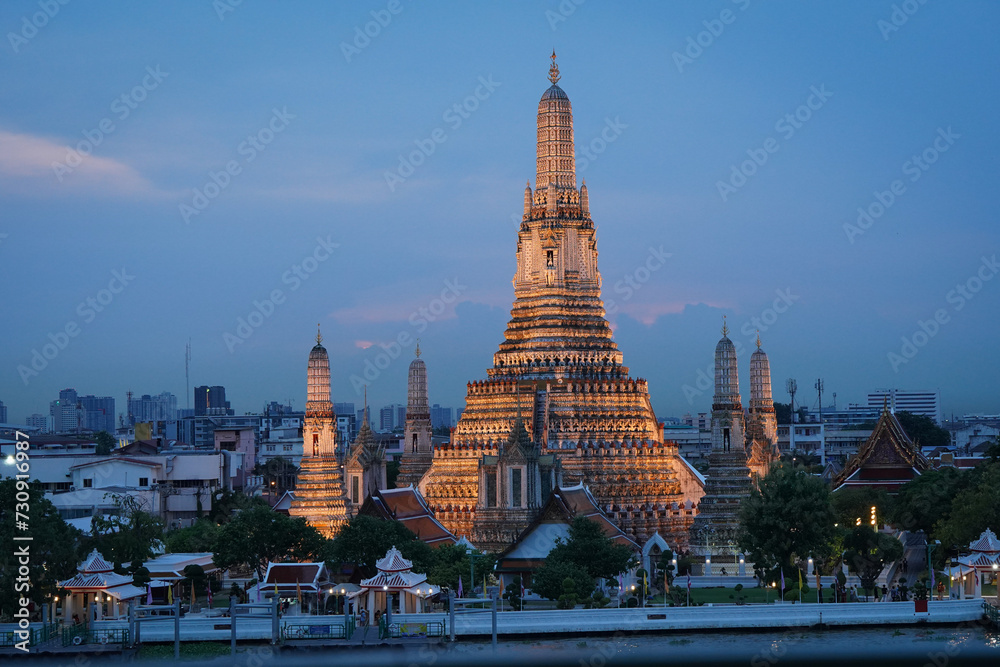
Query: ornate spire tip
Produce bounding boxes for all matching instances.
[316,323,323,345]
[756,330,761,349]
[415,339,421,358]
[721,315,729,337]
[548,50,561,85]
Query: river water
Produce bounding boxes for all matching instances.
[395,623,1000,667]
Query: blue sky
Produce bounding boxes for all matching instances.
[1,1,997,424]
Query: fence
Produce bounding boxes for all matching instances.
[282,620,350,640]
[61,625,129,647]
[381,619,446,639]
[0,622,59,648]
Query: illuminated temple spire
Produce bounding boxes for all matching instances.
[417,56,702,549]
[290,327,350,538]
[535,51,576,192]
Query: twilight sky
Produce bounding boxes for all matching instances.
[1,1,998,425]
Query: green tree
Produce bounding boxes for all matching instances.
[502,575,523,610]
[94,430,116,455]
[0,480,83,621]
[737,463,837,577]
[895,411,950,449]
[424,543,496,591]
[546,516,636,581]
[531,559,593,603]
[935,464,1000,555]
[90,493,165,569]
[831,485,892,528]
[386,460,401,489]
[843,525,903,599]
[213,505,328,582]
[328,515,433,579]
[209,489,264,524]
[890,466,967,537]
[165,518,219,553]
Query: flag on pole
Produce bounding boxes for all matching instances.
[458,576,464,599]
[686,572,691,591]
[798,568,802,590]
[499,574,504,594]
[780,569,785,593]
[520,577,525,599]
[167,585,173,605]
[664,571,669,595]
[146,584,152,605]
[207,583,213,607]
[296,580,302,607]
[930,565,935,593]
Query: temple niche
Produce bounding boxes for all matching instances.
[472,415,561,553]
[416,54,704,550]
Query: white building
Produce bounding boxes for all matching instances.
[32,447,244,530]
[867,389,941,423]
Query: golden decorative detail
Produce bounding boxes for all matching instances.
[548,50,561,84]
[316,323,323,345]
[721,315,729,337]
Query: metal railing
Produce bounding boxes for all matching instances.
[984,600,1000,628]
[282,621,348,640]
[61,625,129,647]
[382,620,446,639]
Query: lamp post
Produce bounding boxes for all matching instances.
[927,539,940,600]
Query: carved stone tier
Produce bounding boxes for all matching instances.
[288,455,351,539]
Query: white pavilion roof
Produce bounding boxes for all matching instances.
[375,546,412,573]
[969,528,1000,554]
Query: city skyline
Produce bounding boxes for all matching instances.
[2,2,998,425]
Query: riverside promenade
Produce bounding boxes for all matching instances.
[2,599,987,655]
[437,599,986,637]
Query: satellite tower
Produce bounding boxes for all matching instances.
[185,340,192,410]
[786,378,797,453]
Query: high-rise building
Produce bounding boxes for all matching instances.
[867,389,941,424]
[128,392,178,424]
[417,55,703,548]
[78,395,115,433]
[0,400,7,424]
[50,388,79,433]
[430,404,453,430]
[194,385,231,416]
[24,414,49,432]
[379,404,405,431]
[48,389,114,433]
[334,402,356,442]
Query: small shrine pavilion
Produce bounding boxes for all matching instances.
[349,547,440,616]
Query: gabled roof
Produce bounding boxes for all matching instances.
[69,457,161,470]
[358,486,457,547]
[497,484,637,571]
[263,562,329,587]
[832,404,929,491]
[142,552,218,579]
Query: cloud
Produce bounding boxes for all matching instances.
[0,130,164,198]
